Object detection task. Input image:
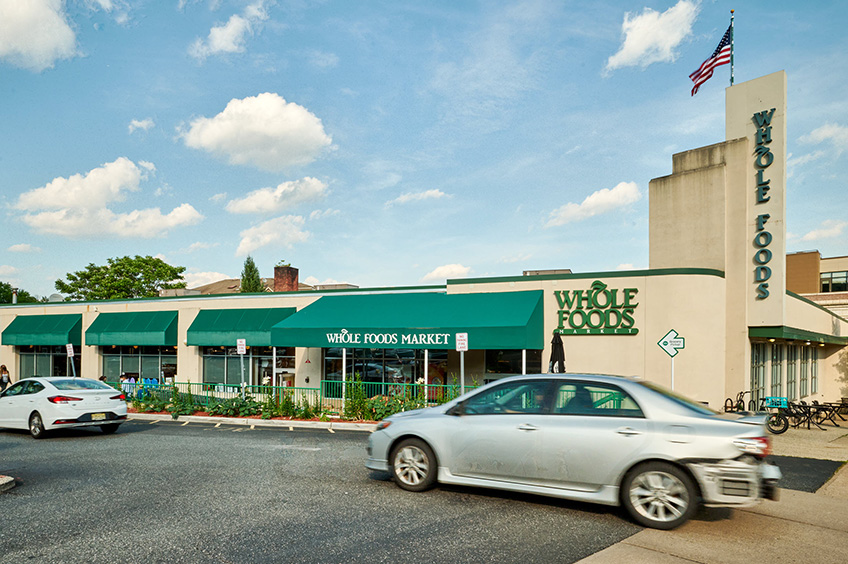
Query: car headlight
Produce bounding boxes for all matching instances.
[375,421,392,431]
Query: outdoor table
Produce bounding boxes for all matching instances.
[812,403,841,427]
[824,402,848,422]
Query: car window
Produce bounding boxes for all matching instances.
[50,378,112,391]
[2,381,28,397]
[24,381,45,395]
[463,380,550,415]
[554,381,644,418]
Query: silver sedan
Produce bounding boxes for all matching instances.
[366,374,781,530]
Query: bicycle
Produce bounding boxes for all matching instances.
[759,396,790,434]
[724,390,756,413]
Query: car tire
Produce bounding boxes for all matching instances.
[29,412,46,440]
[100,424,121,435]
[390,438,437,492]
[622,461,697,530]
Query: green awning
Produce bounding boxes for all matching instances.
[2,314,82,346]
[749,326,848,346]
[187,308,297,347]
[270,291,544,350]
[85,311,178,346]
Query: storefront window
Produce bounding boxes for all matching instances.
[770,344,783,397]
[485,349,542,375]
[811,348,819,394]
[799,347,809,397]
[750,343,766,402]
[18,345,78,378]
[323,348,448,398]
[101,346,177,382]
[201,346,276,387]
[786,345,798,400]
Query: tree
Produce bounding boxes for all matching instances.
[0,281,40,304]
[240,255,264,293]
[55,255,187,301]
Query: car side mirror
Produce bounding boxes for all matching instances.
[446,402,465,416]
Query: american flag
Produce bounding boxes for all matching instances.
[689,25,732,96]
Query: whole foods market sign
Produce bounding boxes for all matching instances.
[325,328,452,347]
[553,280,639,335]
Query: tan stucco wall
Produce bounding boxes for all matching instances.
[787,251,822,293]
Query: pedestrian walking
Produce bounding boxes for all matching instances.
[0,365,10,392]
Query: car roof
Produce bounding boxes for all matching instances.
[493,373,641,385]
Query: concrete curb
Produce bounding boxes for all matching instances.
[128,412,378,432]
[0,475,15,493]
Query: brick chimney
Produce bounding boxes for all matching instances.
[274,265,299,292]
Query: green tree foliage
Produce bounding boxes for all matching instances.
[0,281,40,303]
[55,255,186,301]
[240,255,264,293]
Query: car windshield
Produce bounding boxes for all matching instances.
[50,378,113,391]
[635,380,720,416]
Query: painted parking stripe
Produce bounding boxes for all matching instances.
[182,421,190,426]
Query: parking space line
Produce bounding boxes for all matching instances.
[215,422,221,428]
[289,426,293,431]
[328,428,335,434]
[182,421,190,426]
[149,421,158,425]
[250,424,255,430]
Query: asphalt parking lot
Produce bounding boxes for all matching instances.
[2,419,642,564]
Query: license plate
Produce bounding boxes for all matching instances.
[91,413,106,421]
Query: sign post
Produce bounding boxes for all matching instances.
[657,329,685,390]
[456,333,468,393]
[66,343,77,377]
[237,338,247,399]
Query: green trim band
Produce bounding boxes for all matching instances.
[449,268,726,286]
[749,326,848,346]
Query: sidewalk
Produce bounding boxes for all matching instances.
[579,426,848,564]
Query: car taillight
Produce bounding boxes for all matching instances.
[48,396,83,404]
[733,436,771,458]
[110,393,126,401]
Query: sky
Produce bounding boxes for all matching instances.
[1,0,847,299]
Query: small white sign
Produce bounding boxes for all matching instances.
[66,343,74,357]
[658,329,685,357]
[455,332,468,352]
[236,338,247,355]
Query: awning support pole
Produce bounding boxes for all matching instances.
[342,348,347,414]
[424,349,429,402]
[272,346,277,388]
[522,350,526,375]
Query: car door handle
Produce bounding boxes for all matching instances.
[517,423,538,431]
[617,427,643,436]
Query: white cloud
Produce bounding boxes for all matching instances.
[8,243,41,253]
[306,50,339,69]
[0,0,78,71]
[499,253,532,264]
[210,192,228,202]
[236,215,309,255]
[617,263,635,270]
[546,181,641,227]
[421,263,472,282]
[226,177,328,214]
[184,271,232,288]
[799,123,848,155]
[385,189,447,207]
[181,92,332,171]
[605,0,699,72]
[303,276,348,287]
[0,265,19,277]
[309,208,340,220]
[800,220,848,242]
[189,0,269,60]
[15,158,203,238]
[183,241,219,253]
[129,118,155,133]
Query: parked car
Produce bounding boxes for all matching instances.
[0,377,127,439]
[366,373,781,529]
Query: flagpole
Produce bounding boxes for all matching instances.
[730,9,735,86]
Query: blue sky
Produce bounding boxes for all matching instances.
[1,0,846,298]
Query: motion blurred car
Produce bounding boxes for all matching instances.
[0,377,127,439]
[366,374,781,529]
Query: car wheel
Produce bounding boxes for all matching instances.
[29,412,46,440]
[100,424,121,435]
[622,462,697,530]
[390,438,437,492]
